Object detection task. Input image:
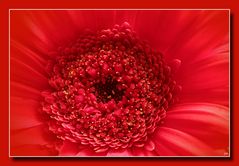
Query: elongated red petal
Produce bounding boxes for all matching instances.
[11,97,42,130]
[153,127,218,156]
[162,103,229,150]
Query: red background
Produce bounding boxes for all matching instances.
[0,0,238,165]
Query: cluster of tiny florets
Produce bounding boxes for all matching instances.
[42,22,177,153]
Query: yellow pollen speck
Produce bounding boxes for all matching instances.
[69,71,74,75]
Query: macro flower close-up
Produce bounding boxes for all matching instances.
[10,10,229,157]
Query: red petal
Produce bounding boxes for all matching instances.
[58,141,79,156]
[163,103,229,150]
[11,97,42,130]
[76,146,106,156]
[11,144,56,156]
[153,127,217,156]
[11,125,51,147]
[144,140,155,151]
[11,81,41,100]
[131,146,157,156]
[106,148,132,156]
[178,57,229,106]
[11,54,48,90]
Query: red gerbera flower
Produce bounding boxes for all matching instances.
[10,10,229,157]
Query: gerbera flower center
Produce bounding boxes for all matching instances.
[94,76,125,103]
[42,22,177,153]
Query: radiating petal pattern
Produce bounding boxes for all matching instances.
[162,103,229,150]
[154,127,218,156]
[11,125,50,148]
[10,10,229,156]
[11,97,43,130]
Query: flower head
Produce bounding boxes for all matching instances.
[10,10,229,156]
[41,22,178,153]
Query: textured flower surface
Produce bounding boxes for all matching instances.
[10,10,229,157]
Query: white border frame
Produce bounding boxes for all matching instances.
[9,8,231,158]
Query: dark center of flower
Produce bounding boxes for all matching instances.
[94,76,125,103]
[42,22,178,153]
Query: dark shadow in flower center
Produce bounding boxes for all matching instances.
[94,76,125,103]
